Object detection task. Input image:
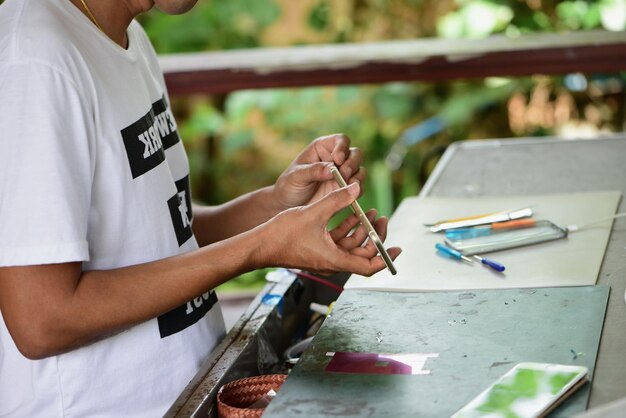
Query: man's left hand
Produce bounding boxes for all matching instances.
[273,133,366,210]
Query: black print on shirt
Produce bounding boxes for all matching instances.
[167,184,193,247]
[175,175,193,227]
[158,291,218,338]
[121,96,181,178]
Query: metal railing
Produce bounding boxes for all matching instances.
[161,30,626,96]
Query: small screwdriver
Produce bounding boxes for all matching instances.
[435,243,473,264]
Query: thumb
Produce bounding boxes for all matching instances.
[312,182,360,221]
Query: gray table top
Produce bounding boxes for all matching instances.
[263,135,626,417]
[420,135,626,408]
[264,286,610,417]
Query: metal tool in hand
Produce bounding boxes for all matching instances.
[330,166,397,275]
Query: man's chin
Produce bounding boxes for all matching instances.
[154,0,199,15]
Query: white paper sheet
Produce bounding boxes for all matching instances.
[345,191,622,291]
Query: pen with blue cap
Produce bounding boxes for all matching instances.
[435,243,506,272]
[472,255,506,272]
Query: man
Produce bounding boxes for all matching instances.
[0,0,400,416]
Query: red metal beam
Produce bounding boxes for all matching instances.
[161,31,626,96]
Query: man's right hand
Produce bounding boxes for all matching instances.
[254,182,401,276]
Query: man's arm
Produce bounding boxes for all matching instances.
[0,228,260,360]
[0,184,400,360]
[191,186,280,247]
[192,134,366,246]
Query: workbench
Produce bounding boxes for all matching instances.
[419,135,626,410]
[263,135,626,417]
[419,135,626,412]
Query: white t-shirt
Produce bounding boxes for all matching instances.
[0,0,226,416]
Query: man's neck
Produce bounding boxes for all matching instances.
[69,0,148,48]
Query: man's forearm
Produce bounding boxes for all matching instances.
[192,186,283,247]
[0,227,264,360]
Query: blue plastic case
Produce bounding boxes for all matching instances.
[444,220,568,255]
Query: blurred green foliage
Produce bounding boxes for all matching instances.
[140,0,624,201]
[140,0,280,53]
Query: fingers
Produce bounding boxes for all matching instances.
[287,195,401,277]
[339,148,363,180]
[295,134,365,189]
[328,212,361,242]
[350,244,402,276]
[287,161,335,186]
[332,210,396,266]
[312,182,360,222]
[337,148,365,199]
[373,214,388,241]
[329,209,376,245]
[350,165,367,197]
[336,246,402,277]
[349,216,388,258]
[298,134,351,166]
[327,134,350,166]
[336,209,377,249]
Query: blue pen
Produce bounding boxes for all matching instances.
[473,255,506,272]
[435,243,473,264]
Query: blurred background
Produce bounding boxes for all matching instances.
[136,0,626,297]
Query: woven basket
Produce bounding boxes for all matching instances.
[217,374,287,418]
